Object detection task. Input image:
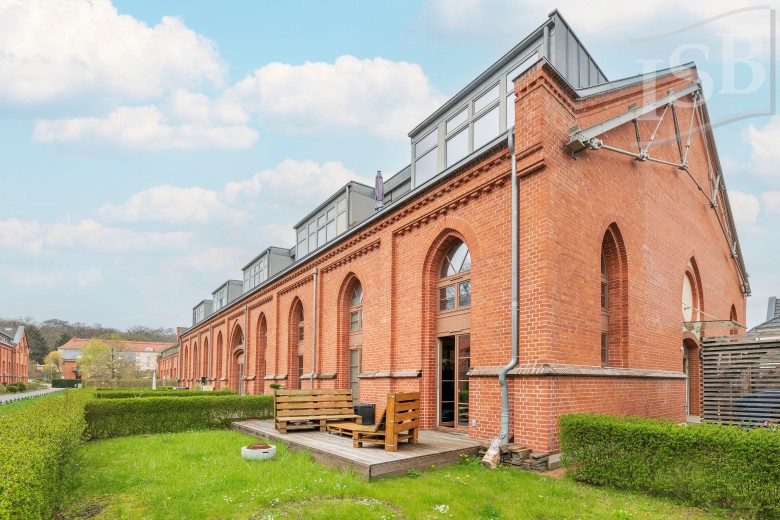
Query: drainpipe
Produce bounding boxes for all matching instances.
[311,267,318,390]
[498,129,519,445]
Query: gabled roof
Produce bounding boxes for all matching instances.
[750,296,780,333]
[58,337,174,353]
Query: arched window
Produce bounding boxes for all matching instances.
[298,307,304,342]
[682,272,697,322]
[348,281,363,401]
[439,240,471,311]
[350,283,363,331]
[729,305,738,335]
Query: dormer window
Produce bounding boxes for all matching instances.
[244,255,268,292]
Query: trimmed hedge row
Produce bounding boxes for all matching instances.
[85,395,274,438]
[51,379,82,388]
[560,414,780,518]
[0,390,90,520]
[94,388,236,399]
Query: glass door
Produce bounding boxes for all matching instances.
[438,334,470,428]
[349,348,361,403]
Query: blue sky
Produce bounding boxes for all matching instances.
[0,0,778,332]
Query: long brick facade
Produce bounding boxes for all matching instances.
[159,45,746,453]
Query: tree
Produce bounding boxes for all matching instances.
[43,351,62,381]
[26,325,49,364]
[77,339,136,380]
[55,331,73,349]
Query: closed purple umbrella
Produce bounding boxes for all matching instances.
[374,170,384,211]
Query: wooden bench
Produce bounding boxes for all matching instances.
[353,392,419,452]
[274,389,361,434]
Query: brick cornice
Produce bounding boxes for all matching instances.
[468,363,686,379]
[394,166,510,238]
[321,239,380,273]
[277,274,313,296]
[248,295,273,311]
[227,309,244,321]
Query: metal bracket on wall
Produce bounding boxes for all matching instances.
[566,80,750,296]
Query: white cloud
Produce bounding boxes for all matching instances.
[728,190,760,224]
[99,185,246,224]
[224,159,363,206]
[167,246,247,275]
[743,116,780,183]
[33,103,258,150]
[762,191,780,216]
[259,224,295,248]
[417,1,772,45]
[230,55,446,139]
[97,160,364,227]
[0,0,224,104]
[0,218,192,255]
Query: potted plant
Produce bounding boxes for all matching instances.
[241,442,277,460]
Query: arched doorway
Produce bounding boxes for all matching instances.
[231,326,245,394]
[436,239,472,429]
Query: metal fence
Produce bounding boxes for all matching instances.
[702,334,780,424]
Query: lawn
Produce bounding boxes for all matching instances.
[59,430,719,519]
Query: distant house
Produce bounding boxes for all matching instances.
[0,326,28,385]
[749,297,780,336]
[57,338,175,379]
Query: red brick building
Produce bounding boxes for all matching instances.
[58,337,174,379]
[0,326,28,385]
[159,11,748,454]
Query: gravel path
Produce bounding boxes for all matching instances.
[0,387,65,404]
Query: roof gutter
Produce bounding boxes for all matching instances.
[498,128,518,445]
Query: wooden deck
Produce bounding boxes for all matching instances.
[232,419,482,480]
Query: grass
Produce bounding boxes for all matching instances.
[59,430,720,519]
[0,390,59,416]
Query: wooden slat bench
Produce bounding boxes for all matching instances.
[353,392,419,452]
[274,389,361,434]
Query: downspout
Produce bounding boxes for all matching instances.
[243,304,248,395]
[498,129,519,445]
[311,267,318,389]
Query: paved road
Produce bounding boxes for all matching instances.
[0,387,65,404]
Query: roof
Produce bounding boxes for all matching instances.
[293,180,374,230]
[409,9,607,138]
[750,296,780,333]
[57,337,175,353]
[0,326,24,347]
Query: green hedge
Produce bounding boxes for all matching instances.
[51,379,82,388]
[6,382,27,393]
[85,395,274,439]
[0,390,90,519]
[94,388,236,399]
[560,414,780,518]
[82,378,177,388]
